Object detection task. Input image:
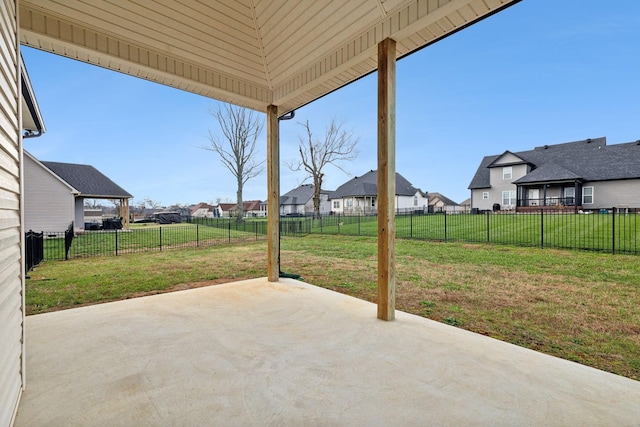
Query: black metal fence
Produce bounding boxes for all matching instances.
[305,208,640,255]
[38,217,312,261]
[25,230,44,272]
[35,208,640,262]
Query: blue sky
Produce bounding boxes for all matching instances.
[22,0,640,207]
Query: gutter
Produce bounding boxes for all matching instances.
[20,54,46,138]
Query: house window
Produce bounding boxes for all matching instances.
[502,190,516,207]
[582,187,594,204]
[346,199,353,208]
[564,187,575,206]
[414,196,418,206]
[503,166,512,180]
[482,192,489,200]
[333,201,340,209]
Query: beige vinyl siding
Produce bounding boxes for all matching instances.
[492,152,523,165]
[24,153,75,232]
[0,1,23,426]
[586,180,640,209]
[479,164,527,209]
[471,189,493,211]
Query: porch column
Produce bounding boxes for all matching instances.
[574,180,580,213]
[543,184,547,206]
[377,38,396,321]
[267,105,280,282]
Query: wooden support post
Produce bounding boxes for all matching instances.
[377,38,396,321]
[267,105,280,282]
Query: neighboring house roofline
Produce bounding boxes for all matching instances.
[330,170,423,199]
[24,150,79,195]
[428,192,460,206]
[486,150,529,168]
[468,136,640,190]
[41,160,133,199]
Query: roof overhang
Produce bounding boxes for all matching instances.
[19,0,520,115]
[20,54,45,136]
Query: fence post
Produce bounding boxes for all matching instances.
[444,211,447,242]
[612,207,616,255]
[159,226,162,251]
[115,228,118,256]
[228,222,231,243]
[358,214,361,236]
[540,209,544,248]
[486,212,490,243]
[196,224,199,247]
[410,210,413,238]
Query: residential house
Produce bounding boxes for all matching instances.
[191,202,220,218]
[219,200,266,218]
[242,200,266,217]
[428,192,460,213]
[218,203,236,218]
[330,170,428,215]
[468,137,640,212]
[459,198,472,214]
[24,151,133,232]
[1,2,526,423]
[280,184,331,216]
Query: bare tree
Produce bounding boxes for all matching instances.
[203,103,264,221]
[287,118,359,219]
[141,197,162,210]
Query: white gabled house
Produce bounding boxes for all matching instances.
[330,170,428,215]
[24,151,133,232]
[190,202,220,218]
[280,184,331,216]
[428,192,461,214]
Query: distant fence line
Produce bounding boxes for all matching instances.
[33,208,640,262]
[37,218,310,261]
[308,208,639,255]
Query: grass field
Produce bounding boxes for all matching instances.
[43,222,267,259]
[314,211,640,253]
[40,212,640,262]
[26,234,640,381]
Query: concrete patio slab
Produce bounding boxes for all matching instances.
[15,278,640,426]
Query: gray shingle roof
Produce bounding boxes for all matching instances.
[469,137,640,189]
[428,192,459,206]
[330,170,421,198]
[513,162,582,184]
[280,184,330,205]
[42,161,132,198]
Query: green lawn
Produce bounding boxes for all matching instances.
[312,212,640,254]
[27,234,640,381]
[42,212,640,261]
[44,222,266,259]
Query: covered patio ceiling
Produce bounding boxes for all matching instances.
[18,0,521,320]
[19,0,519,115]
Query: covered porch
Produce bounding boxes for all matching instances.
[11,1,640,425]
[516,180,583,213]
[15,278,640,426]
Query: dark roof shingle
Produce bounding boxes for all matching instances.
[330,170,421,198]
[280,184,329,205]
[42,161,132,198]
[469,137,640,189]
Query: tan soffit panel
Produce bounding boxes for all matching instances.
[19,0,520,115]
